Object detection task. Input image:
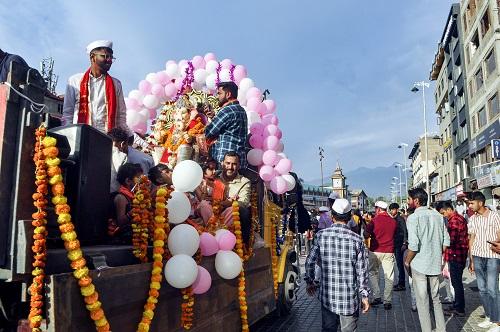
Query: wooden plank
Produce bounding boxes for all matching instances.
[46,247,275,332]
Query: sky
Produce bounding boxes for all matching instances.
[0,0,456,182]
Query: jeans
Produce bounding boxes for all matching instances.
[321,306,358,332]
[473,256,500,322]
[368,252,394,303]
[448,261,466,312]
[394,243,405,286]
[412,269,446,332]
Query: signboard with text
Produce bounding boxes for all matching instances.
[493,139,500,159]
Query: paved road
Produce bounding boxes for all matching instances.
[251,254,489,332]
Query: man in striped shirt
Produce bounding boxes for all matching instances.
[305,198,370,332]
[467,191,500,332]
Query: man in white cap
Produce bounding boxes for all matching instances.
[305,198,370,332]
[364,200,397,310]
[62,40,130,135]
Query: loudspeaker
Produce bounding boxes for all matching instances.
[48,124,111,244]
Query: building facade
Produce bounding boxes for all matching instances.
[408,135,443,200]
[350,190,368,211]
[301,183,331,209]
[331,163,349,199]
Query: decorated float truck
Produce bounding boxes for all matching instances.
[0,60,301,331]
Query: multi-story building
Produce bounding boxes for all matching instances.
[350,189,368,211]
[430,3,472,202]
[301,183,331,210]
[408,135,443,201]
[461,0,500,203]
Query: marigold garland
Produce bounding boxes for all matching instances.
[181,287,194,330]
[38,130,110,332]
[137,187,168,332]
[131,177,152,262]
[206,199,223,233]
[232,201,249,332]
[28,126,49,332]
[270,213,279,299]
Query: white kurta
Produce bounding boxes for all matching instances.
[62,72,131,135]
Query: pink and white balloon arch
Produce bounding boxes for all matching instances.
[125,53,295,194]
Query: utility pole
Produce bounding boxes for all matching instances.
[319,147,325,201]
[40,57,58,94]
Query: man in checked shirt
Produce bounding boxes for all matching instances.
[305,198,370,332]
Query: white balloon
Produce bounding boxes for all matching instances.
[215,250,242,280]
[277,152,287,159]
[167,191,191,224]
[219,69,231,82]
[138,108,149,121]
[171,160,203,192]
[128,89,144,105]
[194,69,208,85]
[205,73,217,90]
[168,223,200,256]
[205,60,219,74]
[166,63,179,78]
[238,78,254,93]
[238,90,247,106]
[142,94,159,109]
[164,254,199,289]
[246,111,261,127]
[146,72,158,84]
[126,110,142,126]
[282,174,296,191]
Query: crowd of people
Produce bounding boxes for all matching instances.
[304,189,500,332]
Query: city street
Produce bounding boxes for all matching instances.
[252,254,488,332]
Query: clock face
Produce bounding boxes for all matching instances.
[333,179,342,188]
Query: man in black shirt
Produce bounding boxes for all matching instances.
[389,203,408,291]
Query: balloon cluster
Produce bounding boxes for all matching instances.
[162,160,243,294]
[126,53,295,194]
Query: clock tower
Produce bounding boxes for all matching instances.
[331,162,347,198]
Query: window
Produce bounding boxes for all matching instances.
[489,93,499,119]
[460,121,468,142]
[470,31,480,57]
[481,9,490,36]
[475,68,484,91]
[478,107,487,128]
[485,49,496,76]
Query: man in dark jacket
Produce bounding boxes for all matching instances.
[0,48,28,83]
[389,203,408,291]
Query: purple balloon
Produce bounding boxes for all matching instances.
[247,148,264,166]
[164,83,177,99]
[262,150,278,166]
[138,80,152,95]
[249,134,264,149]
[250,122,265,136]
[218,231,236,251]
[192,266,212,295]
[125,97,140,111]
[275,158,292,175]
[263,135,279,151]
[200,232,219,256]
[259,165,275,182]
[270,175,288,194]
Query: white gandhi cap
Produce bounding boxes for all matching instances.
[86,40,113,55]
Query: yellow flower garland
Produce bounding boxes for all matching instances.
[232,201,249,332]
[132,177,152,262]
[40,132,110,332]
[270,214,278,299]
[181,287,194,330]
[137,187,168,332]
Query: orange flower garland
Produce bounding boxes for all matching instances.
[137,187,168,332]
[206,199,223,233]
[29,126,49,332]
[232,201,249,332]
[40,132,110,332]
[270,214,278,299]
[187,117,204,136]
[131,177,152,262]
[181,287,194,329]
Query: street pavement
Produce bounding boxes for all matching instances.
[251,254,490,332]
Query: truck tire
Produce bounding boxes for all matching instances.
[276,253,299,316]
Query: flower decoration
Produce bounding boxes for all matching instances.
[132,177,152,262]
[270,212,279,299]
[181,287,194,330]
[232,201,249,332]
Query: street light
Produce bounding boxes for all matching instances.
[392,176,401,204]
[319,147,325,198]
[398,143,409,198]
[412,81,431,207]
[394,163,404,205]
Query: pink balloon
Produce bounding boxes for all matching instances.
[262,150,278,166]
[138,80,152,94]
[247,148,264,166]
[263,124,279,137]
[218,232,236,251]
[246,97,261,112]
[246,87,262,100]
[149,109,157,120]
[192,266,212,295]
[262,114,279,126]
[270,175,288,194]
[156,71,171,86]
[249,122,264,136]
[179,59,188,68]
[233,65,247,84]
[164,83,177,99]
[263,136,279,151]
[192,55,206,69]
[256,103,268,115]
[125,97,140,111]
[263,100,276,113]
[151,83,166,100]
[214,229,230,242]
[200,232,219,256]
[275,128,283,139]
[204,52,217,62]
[249,134,264,149]
[166,60,176,67]
[274,158,292,175]
[259,165,275,182]
[276,141,285,153]
[174,79,184,91]
[220,58,232,69]
[132,122,147,136]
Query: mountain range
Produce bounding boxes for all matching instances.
[307,165,403,198]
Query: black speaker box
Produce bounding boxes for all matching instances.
[47,124,111,244]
